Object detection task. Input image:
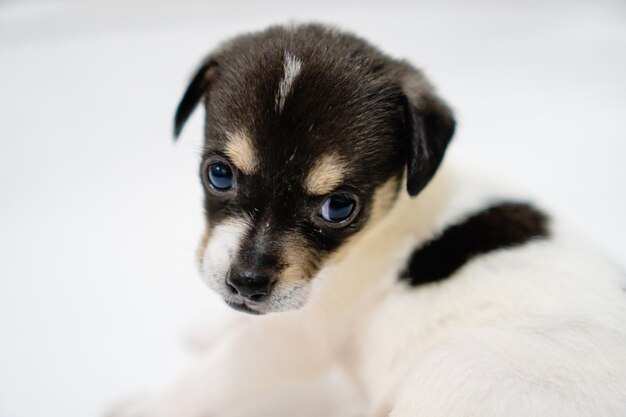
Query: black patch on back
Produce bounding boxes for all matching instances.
[400,202,549,286]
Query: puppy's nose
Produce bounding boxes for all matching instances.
[226,268,275,301]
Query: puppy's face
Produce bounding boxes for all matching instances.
[174,25,455,314]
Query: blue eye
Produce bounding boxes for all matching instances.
[207,162,234,191]
[320,194,357,224]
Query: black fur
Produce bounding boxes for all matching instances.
[174,59,217,138]
[174,24,456,286]
[400,202,550,286]
[403,93,456,196]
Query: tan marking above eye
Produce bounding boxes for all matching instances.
[304,154,346,195]
[224,130,259,175]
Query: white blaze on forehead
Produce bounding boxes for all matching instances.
[225,130,258,175]
[304,153,347,195]
[201,217,251,287]
[276,52,302,113]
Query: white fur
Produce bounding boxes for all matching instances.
[112,158,626,417]
[276,52,302,113]
[201,217,250,297]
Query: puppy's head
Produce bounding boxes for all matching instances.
[174,24,455,314]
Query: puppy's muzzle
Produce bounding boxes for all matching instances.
[226,265,276,302]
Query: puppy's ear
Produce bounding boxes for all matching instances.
[173,59,218,139]
[400,68,456,196]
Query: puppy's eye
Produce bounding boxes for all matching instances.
[319,194,357,224]
[207,162,234,191]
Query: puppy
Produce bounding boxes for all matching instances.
[113,24,626,417]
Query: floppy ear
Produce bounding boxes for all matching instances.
[400,70,456,196]
[173,59,218,139]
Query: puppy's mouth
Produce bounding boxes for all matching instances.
[225,300,264,315]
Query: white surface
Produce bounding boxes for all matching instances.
[0,1,625,416]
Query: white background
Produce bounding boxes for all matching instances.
[1,1,625,416]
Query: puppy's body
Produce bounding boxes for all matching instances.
[346,163,626,416]
[112,25,626,417]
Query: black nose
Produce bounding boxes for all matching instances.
[226,268,275,301]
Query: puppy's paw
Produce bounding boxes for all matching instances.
[104,395,188,417]
[104,394,158,417]
[105,394,208,417]
[105,394,213,417]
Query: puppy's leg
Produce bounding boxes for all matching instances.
[108,313,345,417]
[385,335,540,417]
[387,325,626,417]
